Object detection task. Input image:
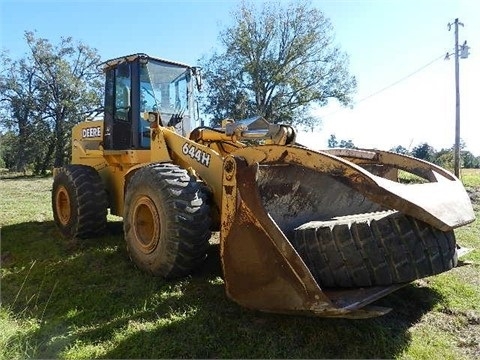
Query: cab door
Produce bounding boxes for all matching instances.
[103,62,133,150]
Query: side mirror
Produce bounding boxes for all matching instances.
[193,67,202,92]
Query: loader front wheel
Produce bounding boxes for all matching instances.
[52,165,108,238]
[292,211,458,288]
[124,163,211,278]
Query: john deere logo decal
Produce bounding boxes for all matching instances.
[82,126,102,138]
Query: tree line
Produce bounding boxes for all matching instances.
[1,1,356,174]
[0,32,103,174]
[391,142,480,169]
[6,1,472,175]
[328,134,480,169]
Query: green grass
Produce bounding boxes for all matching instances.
[1,174,479,359]
[461,168,480,187]
[398,167,480,186]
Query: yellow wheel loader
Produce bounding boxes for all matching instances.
[52,53,475,318]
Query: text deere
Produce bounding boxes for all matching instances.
[82,126,102,138]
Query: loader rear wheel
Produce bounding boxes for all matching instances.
[124,163,211,278]
[292,211,457,288]
[52,165,108,239]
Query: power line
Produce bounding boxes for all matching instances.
[355,53,445,104]
[321,53,446,119]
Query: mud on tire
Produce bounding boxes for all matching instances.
[52,165,108,239]
[292,211,458,288]
[123,163,211,278]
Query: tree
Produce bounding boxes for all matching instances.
[0,131,16,169]
[339,139,356,149]
[200,0,356,127]
[432,141,480,170]
[411,142,435,162]
[433,148,454,170]
[327,134,338,148]
[462,151,480,168]
[0,31,103,173]
[0,51,40,172]
[390,145,410,155]
[327,134,355,148]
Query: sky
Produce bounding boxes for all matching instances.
[1,0,479,155]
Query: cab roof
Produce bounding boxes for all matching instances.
[100,53,193,72]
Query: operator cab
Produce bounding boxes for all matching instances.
[101,53,201,150]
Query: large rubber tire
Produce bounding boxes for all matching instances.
[52,165,108,239]
[292,211,457,288]
[123,163,211,278]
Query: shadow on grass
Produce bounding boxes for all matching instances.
[1,220,446,359]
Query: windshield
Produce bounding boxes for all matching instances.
[140,60,190,116]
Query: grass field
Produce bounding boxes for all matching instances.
[1,170,479,359]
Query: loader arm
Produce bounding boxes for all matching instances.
[155,127,226,214]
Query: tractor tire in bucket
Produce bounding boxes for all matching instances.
[292,211,457,288]
[52,164,108,239]
[123,163,211,278]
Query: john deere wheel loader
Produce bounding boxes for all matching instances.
[52,53,475,318]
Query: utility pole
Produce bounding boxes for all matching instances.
[447,18,469,178]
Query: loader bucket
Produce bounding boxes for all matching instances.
[220,146,474,318]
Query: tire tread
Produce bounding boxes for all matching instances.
[124,163,211,278]
[292,211,457,287]
[52,165,108,239]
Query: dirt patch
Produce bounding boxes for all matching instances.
[466,186,480,205]
[441,309,480,359]
[417,310,480,359]
[1,251,15,267]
